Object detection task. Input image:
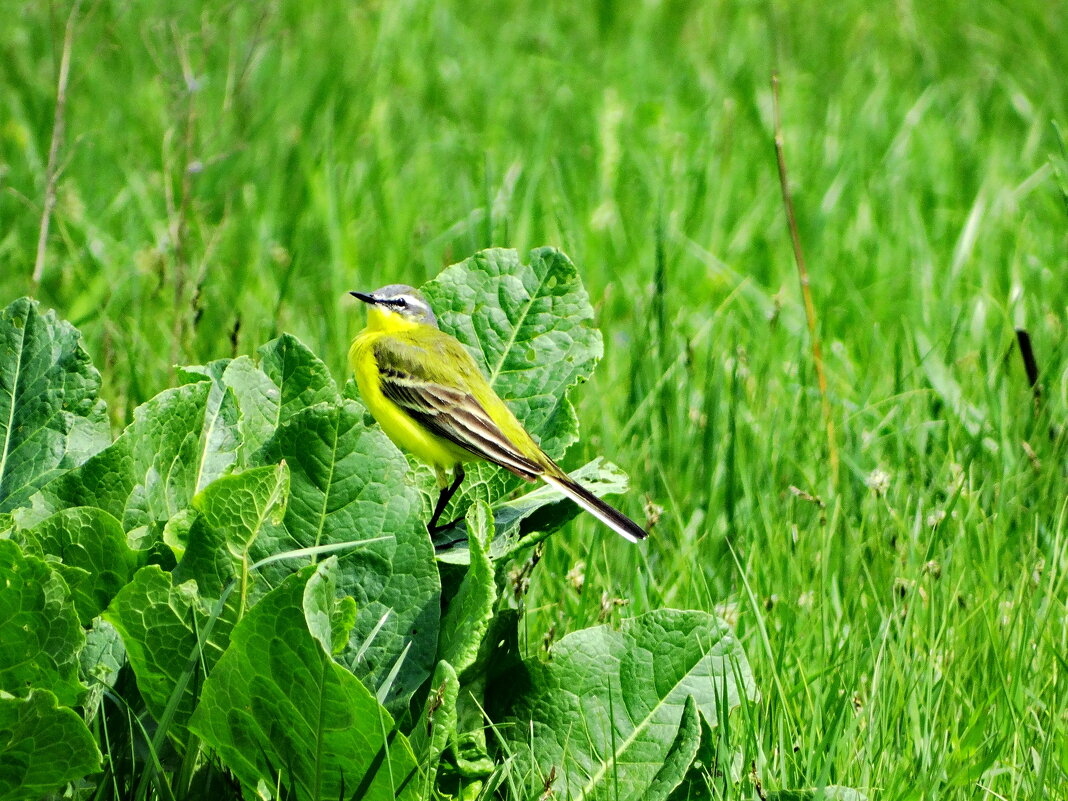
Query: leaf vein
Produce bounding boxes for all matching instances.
[487,265,553,385]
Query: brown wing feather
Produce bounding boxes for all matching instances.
[374,340,542,480]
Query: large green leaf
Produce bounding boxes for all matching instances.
[104,566,237,744]
[421,496,500,784]
[195,463,290,557]
[491,609,756,801]
[180,335,339,468]
[437,501,496,677]
[255,399,439,713]
[17,506,139,624]
[0,689,101,800]
[665,710,718,801]
[257,333,339,425]
[0,297,108,514]
[215,356,281,461]
[24,381,237,545]
[175,463,290,601]
[419,247,604,511]
[0,540,84,707]
[189,559,421,801]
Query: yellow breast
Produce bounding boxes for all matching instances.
[349,331,469,471]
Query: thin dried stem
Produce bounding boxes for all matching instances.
[32,0,84,285]
[771,74,840,484]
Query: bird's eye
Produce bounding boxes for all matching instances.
[395,298,408,308]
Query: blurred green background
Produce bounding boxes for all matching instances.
[2,1,1066,797]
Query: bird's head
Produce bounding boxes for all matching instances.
[350,285,438,331]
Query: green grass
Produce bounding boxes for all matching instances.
[3,1,1067,797]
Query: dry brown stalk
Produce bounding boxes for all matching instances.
[771,74,840,484]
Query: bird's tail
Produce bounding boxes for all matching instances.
[540,473,649,544]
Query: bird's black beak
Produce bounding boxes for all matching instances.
[350,291,376,304]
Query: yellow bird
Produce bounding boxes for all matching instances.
[348,285,648,543]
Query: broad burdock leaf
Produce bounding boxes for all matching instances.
[23,381,237,545]
[419,247,603,512]
[450,607,523,781]
[216,356,282,459]
[0,540,84,707]
[175,463,290,600]
[104,566,238,744]
[189,559,421,801]
[437,501,496,677]
[170,360,243,494]
[491,609,756,801]
[180,358,272,471]
[430,502,500,784]
[17,506,138,624]
[666,710,718,801]
[257,333,339,422]
[0,689,101,801]
[256,399,439,715]
[180,335,338,468]
[302,547,359,657]
[0,298,109,514]
[195,463,289,556]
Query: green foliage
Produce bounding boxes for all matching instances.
[78,619,125,722]
[492,610,755,800]
[24,381,223,540]
[255,396,439,712]
[183,336,440,714]
[189,560,420,801]
[177,462,290,599]
[437,502,496,676]
[0,540,85,707]
[104,566,238,744]
[0,298,108,513]
[650,695,702,801]
[767,790,869,801]
[0,689,101,800]
[3,2,1066,795]
[411,660,460,794]
[0,250,792,800]
[16,506,138,624]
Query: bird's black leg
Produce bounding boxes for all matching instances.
[428,464,465,533]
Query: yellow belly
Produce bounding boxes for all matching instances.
[349,332,469,471]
